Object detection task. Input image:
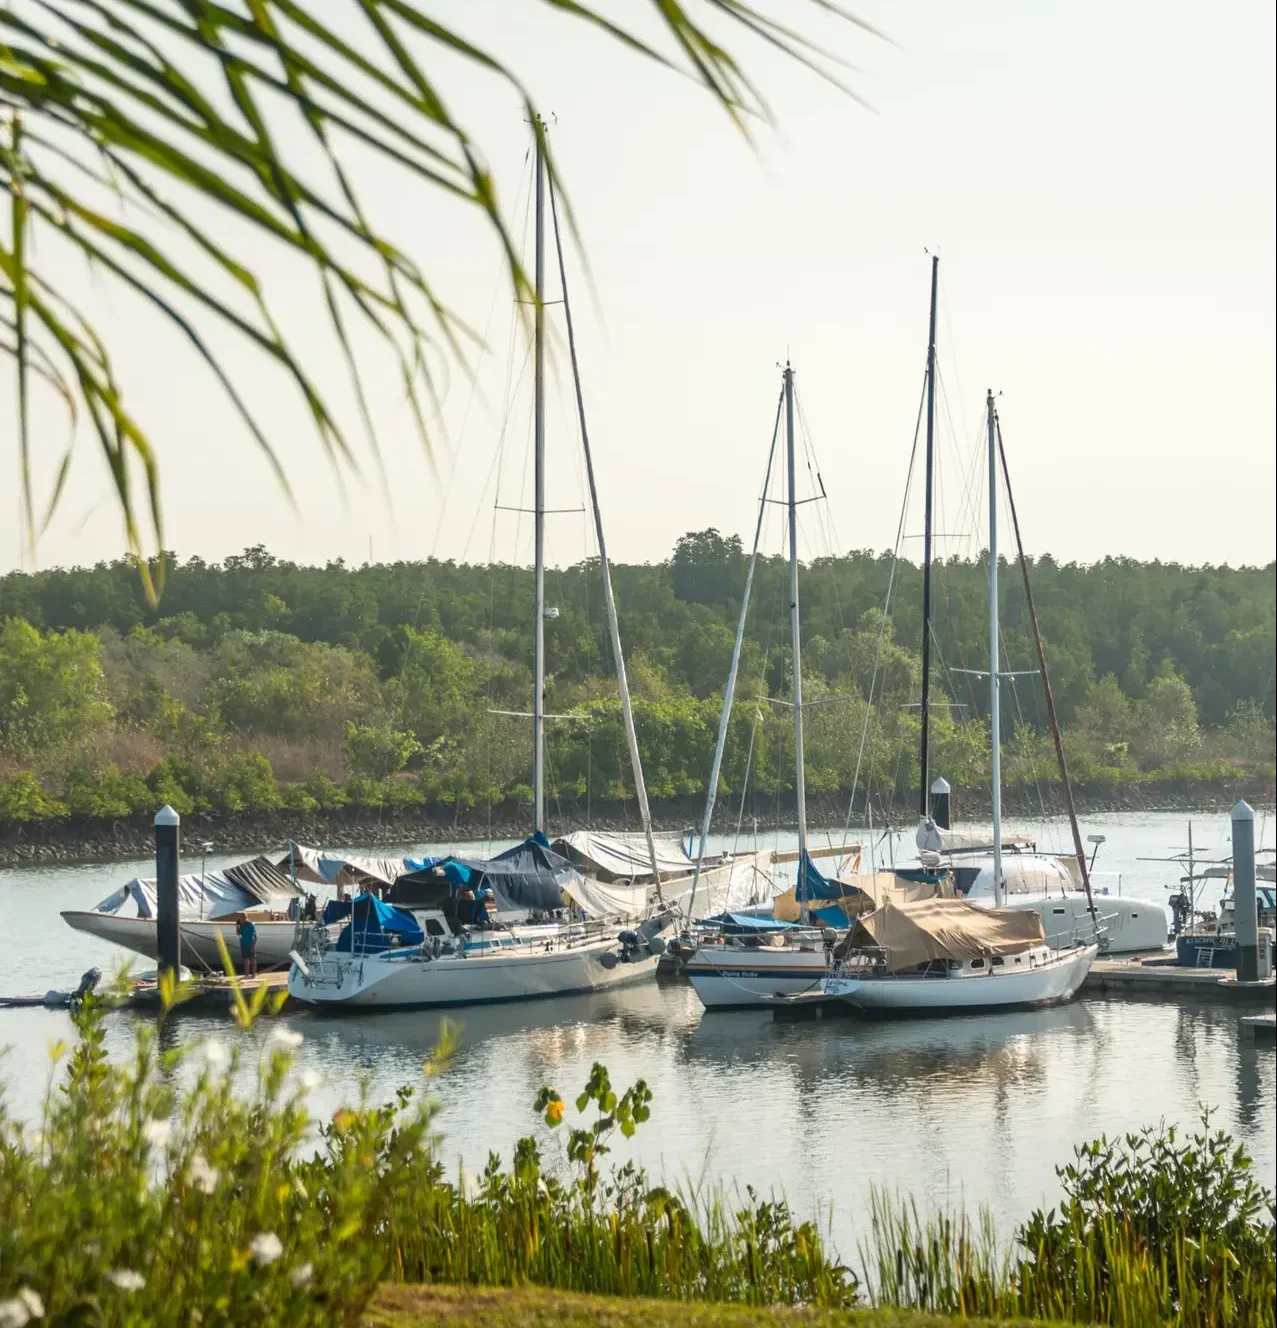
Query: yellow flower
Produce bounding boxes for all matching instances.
[545,1098,564,1125]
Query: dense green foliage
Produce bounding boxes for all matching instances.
[2,996,1273,1327]
[0,540,1273,825]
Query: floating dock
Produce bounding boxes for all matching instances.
[1241,1013,1276,1044]
[1082,956,1276,1005]
[124,971,295,1014]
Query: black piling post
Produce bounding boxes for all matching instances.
[930,777,951,831]
[1233,800,1258,983]
[155,804,181,978]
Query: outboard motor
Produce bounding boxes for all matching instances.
[617,912,677,963]
[74,967,102,1001]
[1167,890,1192,937]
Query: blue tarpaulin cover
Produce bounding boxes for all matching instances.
[706,912,800,932]
[322,898,353,926]
[394,835,581,916]
[335,894,424,953]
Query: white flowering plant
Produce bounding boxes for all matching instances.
[0,965,438,1327]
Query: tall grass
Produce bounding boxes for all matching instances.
[862,1116,1276,1327]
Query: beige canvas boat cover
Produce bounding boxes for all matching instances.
[771,872,952,924]
[833,898,1045,970]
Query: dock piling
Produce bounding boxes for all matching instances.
[1232,800,1258,983]
[155,804,181,979]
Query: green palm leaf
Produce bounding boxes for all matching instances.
[1,1,868,599]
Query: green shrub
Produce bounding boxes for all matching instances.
[63,764,154,819]
[345,721,420,779]
[1016,1113,1276,1323]
[0,772,65,822]
[206,752,281,814]
[0,985,432,1327]
[863,1113,1276,1327]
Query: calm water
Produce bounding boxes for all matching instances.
[2,810,1273,1259]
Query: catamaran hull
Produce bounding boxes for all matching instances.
[60,911,302,971]
[686,947,828,1009]
[827,944,1098,1014]
[973,895,1168,955]
[288,940,661,1010]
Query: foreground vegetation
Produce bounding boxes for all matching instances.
[1,543,1272,832]
[1,983,1273,1327]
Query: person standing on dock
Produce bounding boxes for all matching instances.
[235,916,259,978]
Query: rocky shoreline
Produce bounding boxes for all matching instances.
[1,779,1269,869]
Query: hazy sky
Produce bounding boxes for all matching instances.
[5,0,1275,575]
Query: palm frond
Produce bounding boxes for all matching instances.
[1,1,871,597]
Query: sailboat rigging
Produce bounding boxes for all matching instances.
[821,310,1100,1012]
[785,365,811,925]
[918,255,939,823]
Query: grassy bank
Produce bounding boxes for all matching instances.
[369,1285,1061,1327]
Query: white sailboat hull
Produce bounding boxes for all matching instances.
[60,911,303,971]
[686,944,828,1009]
[288,935,660,1009]
[827,943,1098,1013]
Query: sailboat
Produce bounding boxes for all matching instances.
[288,128,678,1010]
[822,258,1098,1013]
[683,364,851,1009]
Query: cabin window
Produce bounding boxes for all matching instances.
[991,956,1005,967]
[970,958,986,969]
[1132,913,1139,919]
[424,919,446,936]
[1052,907,1067,915]
[1014,956,1022,964]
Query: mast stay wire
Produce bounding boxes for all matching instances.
[931,365,985,727]
[377,145,534,845]
[733,450,789,864]
[789,381,878,855]
[839,377,928,860]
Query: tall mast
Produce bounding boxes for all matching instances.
[785,364,809,922]
[987,390,1003,907]
[545,172,664,897]
[531,127,547,834]
[687,389,783,920]
[919,255,939,820]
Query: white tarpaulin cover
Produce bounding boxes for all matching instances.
[552,830,696,883]
[279,844,406,891]
[94,856,302,921]
[560,875,656,920]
